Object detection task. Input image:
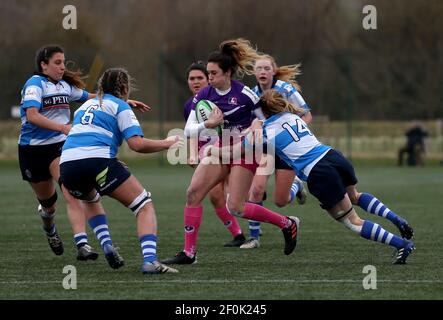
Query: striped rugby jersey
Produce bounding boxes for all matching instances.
[253,79,310,114]
[19,75,88,145]
[60,94,143,163]
[263,112,330,180]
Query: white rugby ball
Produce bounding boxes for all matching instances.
[195,100,222,134]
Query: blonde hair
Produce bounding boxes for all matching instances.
[97,68,134,105]
[257,54,302,91]
[260,89,305,117]
[208,38,261,78]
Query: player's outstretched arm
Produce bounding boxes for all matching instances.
[126,135,183,153]
[127,99,151,113]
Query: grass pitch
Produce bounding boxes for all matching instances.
[0,159,442,300]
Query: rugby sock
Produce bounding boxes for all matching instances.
[248,220,261,239]
[184,206,202,257]
[289,180,301,203]
[247,201,262,239]
[43,224,57,237]
[358,193,403,226]
[88,214,113,251]
[39,206,56,233]
[242,203,290,229]
[214,206,242,237]
[74,232,88,249]
[139,234,157,264]
[360,220,406,249]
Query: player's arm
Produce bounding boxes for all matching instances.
[127,99,151,113]
[118,101,183,153]
[25,107,71,135]
[126,135,183,153]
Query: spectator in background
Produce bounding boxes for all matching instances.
[398,121,428,166]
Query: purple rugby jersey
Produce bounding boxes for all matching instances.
[190,80,260,133]
[183,96,194,120]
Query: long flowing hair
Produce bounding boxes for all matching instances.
[260,90,305,117]
[207,38,261,78]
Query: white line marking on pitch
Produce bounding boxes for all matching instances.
[1,279,442,284]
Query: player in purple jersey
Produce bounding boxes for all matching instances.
[162,39,300,265]
[184,61,247,247]
[183,61,208,121]
[243,54,312,249]
[184,61,210,165]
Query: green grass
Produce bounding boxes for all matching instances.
[0,160,442,300]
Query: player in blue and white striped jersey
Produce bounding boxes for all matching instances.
[60,68,182,274]
[258,90,415,264]
[18,45,99,260]
[242,55,311,249]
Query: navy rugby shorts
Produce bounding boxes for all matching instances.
[307,149,358,210]
[60,158,131,199]
[19,141,64,183]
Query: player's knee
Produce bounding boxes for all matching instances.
[38,191,58,210]
[226,203,243,217]
[348,192,360,205]
[337,211,363,233]
[83,191,100,203]
[127,189,152,216]
[250,185,266,202]
[208,191,225,208]
[274,195,288,208]
[186,187,199,206]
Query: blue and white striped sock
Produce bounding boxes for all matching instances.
[88,214,113,251]
[289,181,301,203]
[358,193,402,226]
[248,220,261,239]
[43,224,57,237]
[360,220,406,249]
[139,234,157,264]
[74,232,88,249]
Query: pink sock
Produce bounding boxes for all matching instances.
[184,206,203,257]
[215,206,242,237]
[242,203,290,229]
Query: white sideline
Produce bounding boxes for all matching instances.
[1,279,442,284]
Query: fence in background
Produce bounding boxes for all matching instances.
[1,119,442,162]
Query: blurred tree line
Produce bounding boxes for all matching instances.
[1,0,442,121]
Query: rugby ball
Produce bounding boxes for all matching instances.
[195,100,222,135]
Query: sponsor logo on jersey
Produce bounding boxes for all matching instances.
[24,87,40,101]
[42,95,70,109]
